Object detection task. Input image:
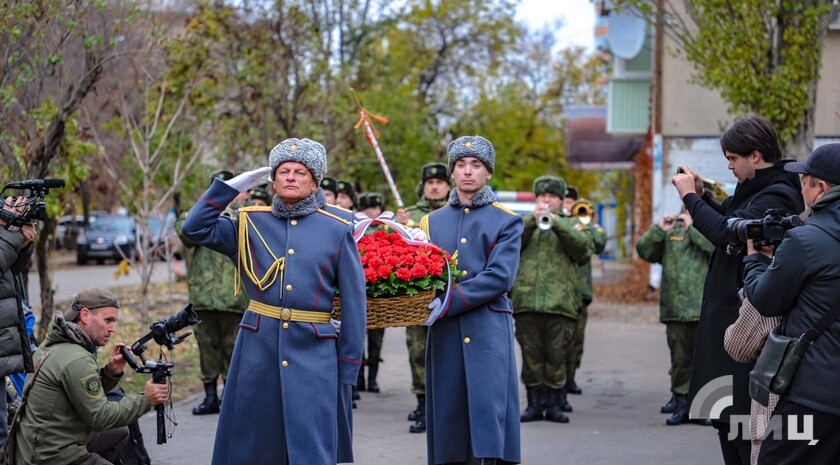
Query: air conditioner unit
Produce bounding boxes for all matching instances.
[829,6,840,31]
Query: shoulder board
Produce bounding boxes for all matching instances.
[491,202,519,216]
[317,209,351,224]
[330,204,354,215]
[238,206,271,212]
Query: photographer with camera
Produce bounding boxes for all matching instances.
[0,196,37,447]
[7,288,169,465]
[671,116,804,464]
[742,143,840,464]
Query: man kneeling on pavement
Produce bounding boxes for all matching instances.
[7,288,169,465]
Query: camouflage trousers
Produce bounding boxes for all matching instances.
[666,321,698,395]
[405,325,428,394]
[514,312,576,389]
[194,310,242,384]
[566,304,588,375]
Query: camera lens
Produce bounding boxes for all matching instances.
[163,305,200,333]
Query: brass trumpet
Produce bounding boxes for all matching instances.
[571,199,594,225]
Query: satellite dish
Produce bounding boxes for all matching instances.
[607,11,646,60]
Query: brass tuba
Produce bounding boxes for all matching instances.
[571,199,594,225]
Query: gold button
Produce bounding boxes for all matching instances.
[464,337,470,344]
[289,249,295,254]
[291,219,298,225]
[461,270,468,276]
[460,237,467,244]
[464,208,470,214]
[282,322,289,329]
[279,307,292,321]
[286,284,293,291]
[282,360,289,367]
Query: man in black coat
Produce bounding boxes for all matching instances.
[743,143,840,464]
[671,116,804,465]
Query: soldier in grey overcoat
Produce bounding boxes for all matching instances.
[420,135,523,465]
[182,138,367,465]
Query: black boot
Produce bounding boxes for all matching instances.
[520,386,544,422]
[565,373,582,395]
[356,365,366,392]
[408,394,425,421]
[666,394,689,425]
[367,363,380,393]
[558,388,573,413]
[661,394,676,414]
[192,381,220,415]
[543,389,569,423]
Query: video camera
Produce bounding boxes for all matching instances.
[0,178,65,231]
[120,303,200,444]
[725,208,803,253]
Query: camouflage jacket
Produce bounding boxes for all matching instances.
[405,198,448,225]
[176,215,250,314]
[575,221,608,304]
[636,223,712,322]
[511,213,592,319]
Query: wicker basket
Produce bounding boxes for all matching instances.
[333,289,435,329]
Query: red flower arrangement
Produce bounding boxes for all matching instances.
[357,229,455,298]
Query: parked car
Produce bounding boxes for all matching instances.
[146,214,182,260]
[76,215,138,265]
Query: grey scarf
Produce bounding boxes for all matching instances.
[448,185,497,208]
[271,188,326,219]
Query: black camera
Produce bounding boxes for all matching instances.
[0,178,65,231]
[726,208,803,250]
[120,303,200,444]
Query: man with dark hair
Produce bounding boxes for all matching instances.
[10,288,169,465]
[396,162,451,433]
[672,115,803,464]
[744,143,840,464]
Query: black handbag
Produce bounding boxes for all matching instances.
[749,303,840,407]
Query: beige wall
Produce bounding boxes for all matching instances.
[661,29,840,137]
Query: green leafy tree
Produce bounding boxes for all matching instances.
[616,0,835,159]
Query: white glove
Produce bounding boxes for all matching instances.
[225,167,271,193]
[424,297,444,326]
[330,318,341,334]
[408,227,428,242]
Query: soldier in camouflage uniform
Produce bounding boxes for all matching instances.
[396,162,450,434]
[356,192,386,395]
[564,187,607,396]
[176,170,251,415]
[511,176,592,424]
[636,210,712,425]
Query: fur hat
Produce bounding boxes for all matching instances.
[320,177,339,196]
[268,138,327,185]
[211,170,235,185]
[336,180,355,198]
[565,186,579,200]
[421,162,450,183]
[447,136,495,174]
[357,192,384,211]
[533,176,567,198]
[250,186,271,204]
[785,143,840,186]
[65,287,119,322]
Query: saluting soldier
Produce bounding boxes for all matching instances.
[182,138,366,465]
[512,176,592,424]
[420,135,523,465]
[176,170,251,416]
[396,161,451,434]
[565,186,607,396]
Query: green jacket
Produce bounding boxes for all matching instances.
[405,198,448,225]
[511,213,592,319]
[176,215,250,313]
[636,223,712,322]
[575,221,608,304]
[13,315,151,465]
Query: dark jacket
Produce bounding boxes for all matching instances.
[743,185,840,416]
[683,161,804,423]
[0,227,35,377]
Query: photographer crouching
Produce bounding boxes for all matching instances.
[742,144,840,464]
[672,116,804,464]
[6,288,169,465]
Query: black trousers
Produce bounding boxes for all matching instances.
[712,420,751,465]
[758,397,840,465]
